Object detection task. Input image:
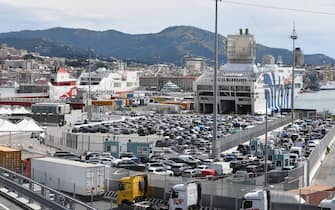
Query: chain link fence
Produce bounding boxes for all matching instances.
[46,132,158,155]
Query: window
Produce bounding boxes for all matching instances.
[171,190,178,199]
[114,82,121,88]
[284,159,289,167]
[242,200,253,209]
[276,161,282,167]
[119,183,126,191]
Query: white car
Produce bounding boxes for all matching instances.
[148,167,174,176]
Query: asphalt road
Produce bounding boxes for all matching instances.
[0,195,24,210]
[313,143,335,186]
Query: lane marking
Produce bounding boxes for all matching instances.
[0,203,10,210]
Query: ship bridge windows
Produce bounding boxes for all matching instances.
[236,86,250,91]
[236,93,251,97]
[219,85,229,90]
[199,91,213,96]
[197,85,212,90]
[220,92,230,96]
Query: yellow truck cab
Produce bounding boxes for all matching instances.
[117,175,148,206]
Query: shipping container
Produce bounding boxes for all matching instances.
[139,99,145,106]
[31,157,105,196]
[0,146,21,173]
[125,99,130,107]
[127,93,134,99]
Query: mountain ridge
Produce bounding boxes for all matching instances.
[0,26,334,65]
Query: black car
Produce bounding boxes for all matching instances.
[116,160,146,171]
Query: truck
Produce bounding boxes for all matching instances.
[240,190,305,210]
[210,162,232,176]
[117,174,201,210]
[31,157,105,196]
[319,197,335,210]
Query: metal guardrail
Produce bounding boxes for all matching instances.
[0,167,97,210]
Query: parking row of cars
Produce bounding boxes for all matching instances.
[71,114,269,136]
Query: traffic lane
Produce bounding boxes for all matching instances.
[313,142,335,186]
[0,195,25,210]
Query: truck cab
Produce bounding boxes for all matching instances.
[240,191,268,210]
[117,175,148,206]
[169,182,201,210]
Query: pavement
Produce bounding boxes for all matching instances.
[312,141,335,186]
[0,195,25,210]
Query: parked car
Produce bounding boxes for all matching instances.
[182,169,201,177]
[116,160,146,171]
[148,167,174,176]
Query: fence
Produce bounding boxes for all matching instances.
[46,132,158,155]
[219,115,294,152]
[307,125,335,185]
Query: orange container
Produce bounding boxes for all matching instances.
[0,146,21,173]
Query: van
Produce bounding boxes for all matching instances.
[210,162,232,175]
[290,147,303,159]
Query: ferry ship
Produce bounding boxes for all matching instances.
[161,80,183,92]
[195,29,304,114]
[77,67,139,97]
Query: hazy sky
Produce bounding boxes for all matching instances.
[0,0,334,57]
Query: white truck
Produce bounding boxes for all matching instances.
[168,182,201,210]
[319,197,335,210]
[210,162,232,175]
[240,190,305,210]
[31,157,105,196]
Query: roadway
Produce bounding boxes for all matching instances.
[313,142,335,186]
[0,195,25,210]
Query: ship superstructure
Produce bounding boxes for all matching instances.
[195,29,304,114]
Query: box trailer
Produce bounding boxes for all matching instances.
[0,146,21,173]
[31,157,105,196]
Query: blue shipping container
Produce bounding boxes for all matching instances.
[127,93,134,99]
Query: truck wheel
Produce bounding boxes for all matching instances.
[121,200,131,208]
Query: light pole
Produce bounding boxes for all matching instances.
[264,95,268,189]
[212,0,221,159]
[290,24,298,125]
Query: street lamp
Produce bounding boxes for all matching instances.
[212,0,222,158]
[290,24,298,125]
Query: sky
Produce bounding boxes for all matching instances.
[0,0,334,58]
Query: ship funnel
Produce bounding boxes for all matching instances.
[245,28,249,35]
[239,28,243,35]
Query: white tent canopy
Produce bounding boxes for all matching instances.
[0,107,11,115]
[16,119,29,130]
[12,107,30,115]
[0,118,43,132]
[0,120,17,132]
[19,119,44,132]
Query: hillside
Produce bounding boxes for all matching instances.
[0,26,334,65]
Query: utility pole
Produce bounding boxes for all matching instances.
[212,0,221,158]
[264,97,269,189]
[290,23,298,125]
[88,48,92,122]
